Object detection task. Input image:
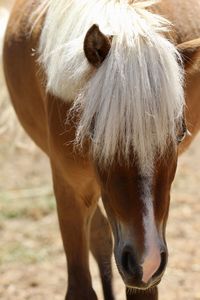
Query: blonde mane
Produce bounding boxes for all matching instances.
[33,0,184,173]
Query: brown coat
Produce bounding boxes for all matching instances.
[3,1,200,299]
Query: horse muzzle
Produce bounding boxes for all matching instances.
[115,243,168,290]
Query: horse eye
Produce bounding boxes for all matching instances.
[177,132,186,144]
[177,127,191,144]
[177,117,190,144]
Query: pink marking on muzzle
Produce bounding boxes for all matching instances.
[142,249,161,283]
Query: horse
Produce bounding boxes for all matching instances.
[3,0,200,299]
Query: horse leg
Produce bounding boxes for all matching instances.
[52,168,98,300]
[90,206,115,300]
[126,287,158,300]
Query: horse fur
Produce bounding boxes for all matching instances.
[33,0,184,172]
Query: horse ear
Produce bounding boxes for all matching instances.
[84,24,111,67]
[177,38,200,72]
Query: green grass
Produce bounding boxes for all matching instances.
[0,188,56,220]
[0,188,58,265]
[0,243,49,264]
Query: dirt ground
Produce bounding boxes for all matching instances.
[0,1,200,300]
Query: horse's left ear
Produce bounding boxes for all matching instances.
[177,38,200,72]
[84,24,111,67]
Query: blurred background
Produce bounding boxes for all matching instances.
[0,1,200,299]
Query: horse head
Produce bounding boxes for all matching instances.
[82,24,188,290]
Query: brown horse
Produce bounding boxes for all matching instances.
[3,0,200,299]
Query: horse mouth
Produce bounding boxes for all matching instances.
[126,277,161,291]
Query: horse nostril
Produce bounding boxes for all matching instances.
[153,250,167,279]
[121,247,143,282]
[121,250,133,275]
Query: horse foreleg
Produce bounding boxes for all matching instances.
[90,206,115,300]
[52,168,98,300]
[126,287,158,300]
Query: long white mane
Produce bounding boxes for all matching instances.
[33,0,184,172]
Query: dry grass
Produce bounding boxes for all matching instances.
[0,1,200,299]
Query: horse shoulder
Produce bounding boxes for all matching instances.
[154,0,200,43]
[3,0,48,152]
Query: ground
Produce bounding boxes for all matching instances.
[0,1,200,299]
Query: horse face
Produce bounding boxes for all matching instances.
[95,146,178,290]
[83,23,187,290]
